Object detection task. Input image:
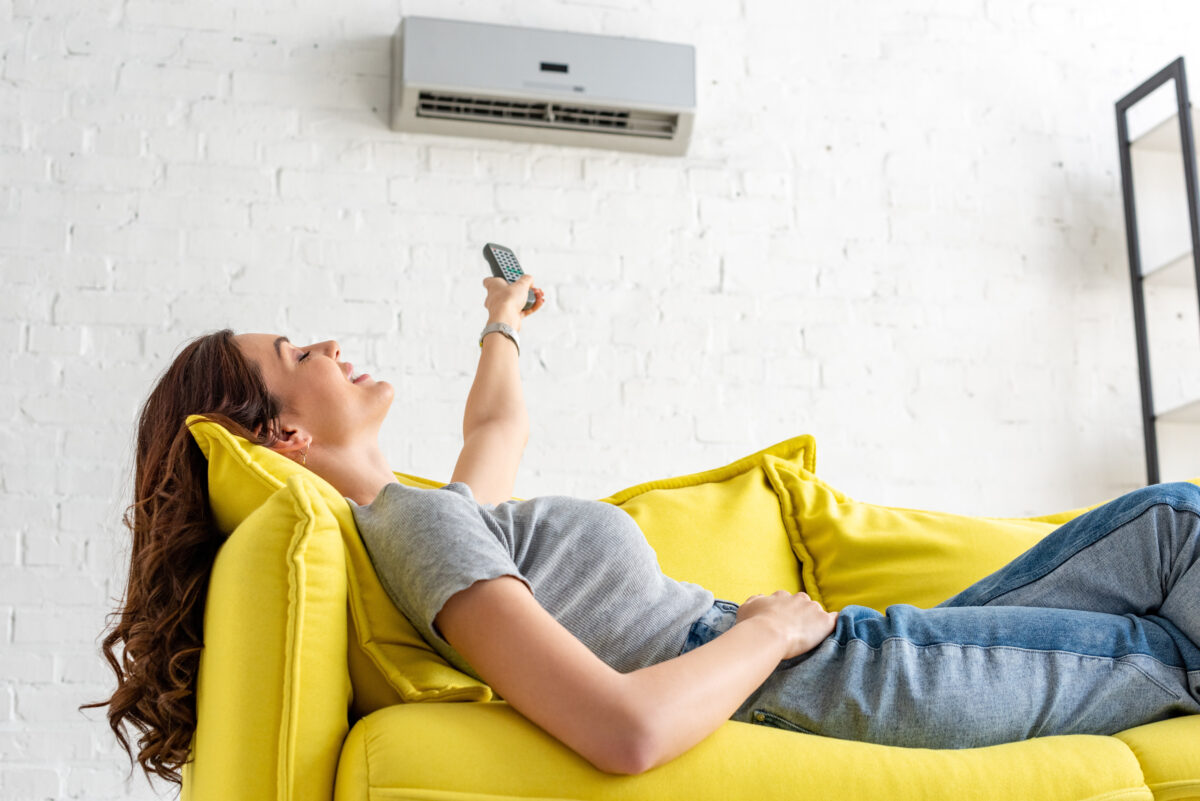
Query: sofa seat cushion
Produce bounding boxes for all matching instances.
[1113,716,1200,801]
[333,702,1154,801]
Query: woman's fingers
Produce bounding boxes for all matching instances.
[735,590,837,660]
[523,286,546,316]
[483,274,543,320]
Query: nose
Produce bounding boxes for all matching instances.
[314,339,340,360]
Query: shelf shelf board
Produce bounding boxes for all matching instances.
[1132,106,1200,153]
[1157,398,1200,424]
[1143,250,1198,286]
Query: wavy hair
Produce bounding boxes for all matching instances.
[82,329,284,785]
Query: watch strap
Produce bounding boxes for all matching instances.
[479,321,520,355]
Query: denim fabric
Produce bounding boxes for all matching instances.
[684,482,1200,747]
[681,599,740,655]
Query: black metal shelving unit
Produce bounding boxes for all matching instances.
[1115,57,1200,485]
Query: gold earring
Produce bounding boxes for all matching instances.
[301,447,308,466]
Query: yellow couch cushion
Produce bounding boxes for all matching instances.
[187,475,350,801]
[599,435,816,602]
[760,456,1108,611]
[334,702,1154,801]
[188,416,492,717]
[1113,716,1200,801]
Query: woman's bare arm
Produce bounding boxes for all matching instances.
[436,576,836,775]
[450,274,543,505]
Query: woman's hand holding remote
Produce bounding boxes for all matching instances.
[483,274,544,329]
[736,591,838,660]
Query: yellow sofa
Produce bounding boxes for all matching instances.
[180,417,1200,801]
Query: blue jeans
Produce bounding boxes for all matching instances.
[681,482,1200,747]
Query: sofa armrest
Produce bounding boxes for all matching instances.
[185,476,351,801]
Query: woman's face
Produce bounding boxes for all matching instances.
[235,333,394,450]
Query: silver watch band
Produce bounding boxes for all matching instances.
[479,321,520,355]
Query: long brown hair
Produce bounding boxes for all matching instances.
[83,329,284,785]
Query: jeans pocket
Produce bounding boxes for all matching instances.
[750,708,817,735]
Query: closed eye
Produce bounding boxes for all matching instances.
[298,350,310,362]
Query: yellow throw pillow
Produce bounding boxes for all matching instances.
[600,435,816,603]
[188,475,349,800]
[762,456,1098,612]
[188,416,492,717]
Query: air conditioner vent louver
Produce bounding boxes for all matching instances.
[416,92,678,140]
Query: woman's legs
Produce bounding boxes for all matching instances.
[734,482,1200,747]
[938,482,1200,648]
[736,602,1200,747]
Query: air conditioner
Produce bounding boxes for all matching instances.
[390,17,696,156]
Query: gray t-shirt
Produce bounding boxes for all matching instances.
[350,481,714,680]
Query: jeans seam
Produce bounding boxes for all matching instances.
[1162,504,1200,587]
[1116,657,1191,698]
[829,637,1189,684]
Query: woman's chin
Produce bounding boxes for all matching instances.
[369,379,396,414]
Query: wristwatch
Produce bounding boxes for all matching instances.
[479,321,520,355]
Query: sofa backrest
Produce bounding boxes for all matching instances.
[189,417,495,721]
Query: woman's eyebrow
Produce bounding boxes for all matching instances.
[272,336,290,359]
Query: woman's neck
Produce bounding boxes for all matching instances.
[308,439,397,505]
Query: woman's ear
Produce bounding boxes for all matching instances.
[269,420,312,461]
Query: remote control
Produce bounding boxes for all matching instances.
[483,242,536,311]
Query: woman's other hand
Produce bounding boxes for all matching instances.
[483,274,544,328]
[736,591,837,660]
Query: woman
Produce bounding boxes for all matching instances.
[91,273,1200,785]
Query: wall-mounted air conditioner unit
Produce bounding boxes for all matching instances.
[390,17,696,156]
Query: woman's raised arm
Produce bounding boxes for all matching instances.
[436,576,836,774]
[450,274,544,505]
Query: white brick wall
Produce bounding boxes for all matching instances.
[3,0,1199,797]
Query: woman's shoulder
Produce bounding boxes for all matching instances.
[355,481,620,522]
[349,480,479,526]
[352,480,473,505]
